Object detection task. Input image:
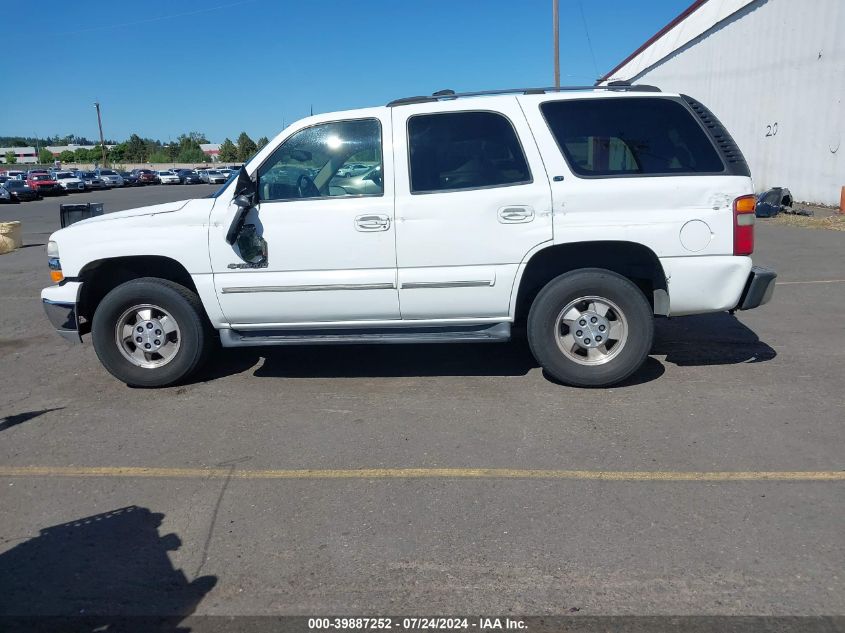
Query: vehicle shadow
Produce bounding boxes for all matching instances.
[195,313,774,384]
[0,505,216,632]
[653,313,777,366]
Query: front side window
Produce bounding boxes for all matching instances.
[258,118,382,202]
[408,111,531,193]
[541,97,724,177]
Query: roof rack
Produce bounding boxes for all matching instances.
[386,82,661,106]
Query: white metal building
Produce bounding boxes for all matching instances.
[599,0,844,206]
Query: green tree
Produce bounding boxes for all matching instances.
[74,148,90,163]
[236,132,257,161]
[177,146,207,163]
[4,151,17,164]
[125,134,148,162]
[59,150,75,163]
[109,143,127,163]
[256,136,269,151]
[218,138,238,162]
[148,151,171,163]
[38,148,55,164]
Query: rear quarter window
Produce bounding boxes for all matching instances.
[541,97,725,177]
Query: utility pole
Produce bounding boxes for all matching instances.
[94,102,107,166]
[553,0,560,89]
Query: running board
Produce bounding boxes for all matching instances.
[219,322,511,348]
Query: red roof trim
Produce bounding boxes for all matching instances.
[597,0,710,83]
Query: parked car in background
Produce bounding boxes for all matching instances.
[156,170,180,185]
[2,179,39,201]
[3,170,27,180]
[130,169,158,185]
[330,165,383,196]
[74,171,106,190]
[95,168,124,188]
[336,163,371,178]
[177,169,203,184]
[199,169,227,184]
[26,173,64,196]
[118,171,141,186]
[53,171,86,192]
[0,184,14,203]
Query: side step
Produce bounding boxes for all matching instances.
[219,322,511,348]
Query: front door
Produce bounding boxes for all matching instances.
[210,113,399,326]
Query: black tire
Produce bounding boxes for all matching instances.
[527,268,653,387]
[92,277,213,388]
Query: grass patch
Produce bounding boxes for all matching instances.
[766,213,845,231]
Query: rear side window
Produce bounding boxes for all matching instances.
[541,98,724,177]
[408,111,531,193]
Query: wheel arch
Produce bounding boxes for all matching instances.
[511,241,668,322]
[76,255,200,333]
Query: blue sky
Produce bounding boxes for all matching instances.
[2,0,689,143]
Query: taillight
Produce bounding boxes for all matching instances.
[733,195,756,255]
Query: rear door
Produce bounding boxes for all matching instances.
[392,97,553,320]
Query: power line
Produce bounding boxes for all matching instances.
[577,0,599,80]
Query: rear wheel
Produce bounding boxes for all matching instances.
[92,278,213,387]
[527,268,653,387]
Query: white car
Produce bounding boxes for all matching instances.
[53,172,86,192]
[41,84,775,388]
[95,169,124,188]
[156,170,181,185]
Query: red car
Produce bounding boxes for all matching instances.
[26,173,64,196]
[130,168,158,184]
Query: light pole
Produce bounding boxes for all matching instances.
[553,0,560,89]
[94,102,107,167]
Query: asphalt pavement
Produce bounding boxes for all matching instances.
[0,186,843,621]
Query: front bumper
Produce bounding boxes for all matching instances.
[737,266,777,310]
[41,281,83,343]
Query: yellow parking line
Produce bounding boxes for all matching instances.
[0,466,843,481]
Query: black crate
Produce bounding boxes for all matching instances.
[60,203,104,228]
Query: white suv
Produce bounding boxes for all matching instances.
[41,85,775,388]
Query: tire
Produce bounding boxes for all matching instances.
[92,277,213,388]
[527,268,653,387]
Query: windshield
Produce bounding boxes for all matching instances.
[55,173,73,178]
[99,170,117,175]
[81,172,96,177]
[5,180,25,188]
[31,175,52,181]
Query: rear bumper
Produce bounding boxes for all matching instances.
[41,281,83,343]
[737,266,777,311]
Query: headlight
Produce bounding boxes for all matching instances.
[47,240,59,258]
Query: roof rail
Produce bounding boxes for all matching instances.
[386,83,661,106]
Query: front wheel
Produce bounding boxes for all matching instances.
[527,269,654,387]
[92,278,213,387]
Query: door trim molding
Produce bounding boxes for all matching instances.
[400,280,494,290]
[221,282,396,294]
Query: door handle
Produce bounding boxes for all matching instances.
[355,214,391,232]
[498,206,535,223]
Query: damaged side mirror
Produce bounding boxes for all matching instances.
[235,224,267,265]
[233,194,252,209]
[225,168,258,245]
